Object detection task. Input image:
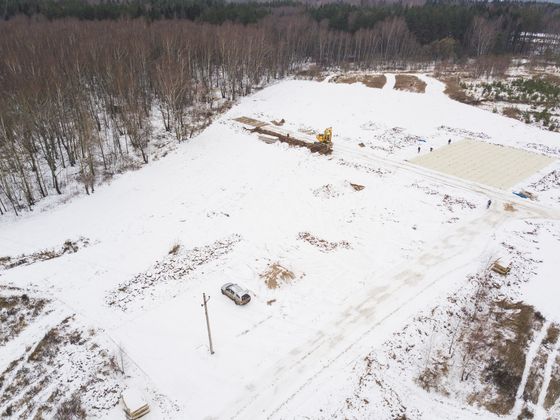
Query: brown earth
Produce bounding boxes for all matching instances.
[394,75,427,93]
[262,263,295,289]
[440,77,479,104]
[332,74,387,89]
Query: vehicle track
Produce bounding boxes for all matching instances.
[224,132,559,419]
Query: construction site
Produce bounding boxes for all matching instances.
[1,73,560,420]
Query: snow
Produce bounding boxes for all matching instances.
[1,74,559,419]
[122,388,148,412]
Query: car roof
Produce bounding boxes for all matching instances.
[226,283,249,296]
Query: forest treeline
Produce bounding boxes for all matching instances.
[0,1,559,215]
[3,0,560,56]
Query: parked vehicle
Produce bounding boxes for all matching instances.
[221,283,251,305]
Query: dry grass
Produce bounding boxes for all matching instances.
[544,324,560,347]
[523,346,548,404]
[441,77,478,104]
[332,74,386,89]
[394,74,427,93]
[504,203,517,212]
[482,300,544,415]
[29,327,65,362]
[502,106,523,121]
[0,294,48,346]
[261,262,295,289]
[295,65,326,81]
[168,243,181,255]
[350,183,365,191]
[544,354,560,409]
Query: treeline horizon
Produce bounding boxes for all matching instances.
[2,0,560,56]
[0,1,559,216]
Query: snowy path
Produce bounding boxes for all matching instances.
[512,321,551,418]
[384,73,396,90]
[418,74,446,96]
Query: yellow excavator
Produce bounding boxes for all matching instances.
[316,127,333,145]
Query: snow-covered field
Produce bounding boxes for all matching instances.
[1,74,559,419]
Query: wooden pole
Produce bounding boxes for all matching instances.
[202,293,214,355]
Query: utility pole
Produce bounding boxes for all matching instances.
[201,293,214,355]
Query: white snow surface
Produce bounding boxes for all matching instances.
[1,74,559,419]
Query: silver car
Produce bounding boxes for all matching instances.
[221,283,251,305]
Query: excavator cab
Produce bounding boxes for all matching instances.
[316,127,333,145]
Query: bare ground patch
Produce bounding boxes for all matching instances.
[545,355,560,410]
[441,77,479,104]
[502,106,523,121]
[261,263,295,289]
[106,234,241,311]
[394,75,427,93]
[331,74,387,89]
[0,293,49,346]
[297,232,350,252]
[0,237,90,271]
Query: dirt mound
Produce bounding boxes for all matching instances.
[261,263,295,289]
[249,126,332,155]
[394,75,427,93]
[0,238,90,271]
[298,232,350,252]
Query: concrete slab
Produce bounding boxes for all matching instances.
[409,139,555,190]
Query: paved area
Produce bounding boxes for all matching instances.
[409,139,555,190]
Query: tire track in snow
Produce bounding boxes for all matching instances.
[511,320,551,419]
[226,206,510,419]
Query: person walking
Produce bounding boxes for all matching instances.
[487,199,492,209]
